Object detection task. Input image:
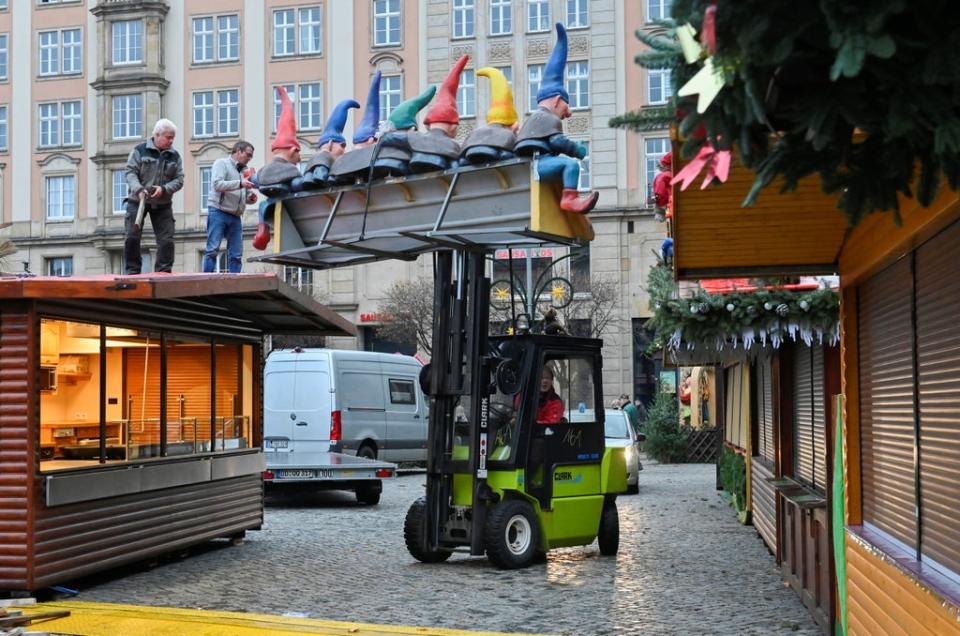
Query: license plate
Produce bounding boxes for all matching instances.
[265,439,289,450]
[277,469,314,479]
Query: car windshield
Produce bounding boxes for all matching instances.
[604,411,630,438]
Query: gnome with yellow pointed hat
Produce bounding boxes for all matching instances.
[459,67,519,165]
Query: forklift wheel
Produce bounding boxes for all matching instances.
[485,500,540,569]
[597,499,620,556]
[404,497,452,563]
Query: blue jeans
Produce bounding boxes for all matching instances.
[536,155,581,190]
[203,207,243,273]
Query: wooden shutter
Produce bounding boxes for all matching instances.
[859,257,917,548]
[916,220,960,574]
[793,345,815,486]
[811,345,827,491]
[755,355,775,464]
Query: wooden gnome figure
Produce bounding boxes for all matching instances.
[370,85,437,178]
[253,86,302,250]
[514,23,598,214]
[301,98,360,189]
[459,67,519,166]
[405,54,469,174]
[329,71,383,185]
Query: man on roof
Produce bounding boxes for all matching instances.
[301,99,360,189]
[514,23,599,214]
[459,67,519,166]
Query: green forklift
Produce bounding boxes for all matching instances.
[250,159,627,569]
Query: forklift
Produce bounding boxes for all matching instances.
[250,158,627,569]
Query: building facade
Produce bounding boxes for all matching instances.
[0,0,672,404]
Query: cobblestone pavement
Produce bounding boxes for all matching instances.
[73,459,820,635]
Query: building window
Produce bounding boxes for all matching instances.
[644,137,669,199]
[218,15,240,61]
[373,0,401,46]
[39,103,59,147]
[38,30,59,76]
[457,68,476,118]
[112,94,143,140]
[62,28,82,74]
[528,0,550,32]
[112,169,126,214]
[192,17,214,63]
[379,74,402,124]
[453,0,474,39]
[647,0,672,22]
[0,34,7,80]
[194,14,239,64]
[283,266,314,293]
[527,64,543,112]
[192,92,214,137]
[199,166,212,210]
[578,140,591,191]
[0,105,7,152]
[273,83,322,132]
[273,9,295,56]
[46,256,73,277]
[45,175,75,220]
[38,101,81,148]
[193,90,239,138]
[61,100,81,146]
[298,6,322,54]
[567,60,589,109]
[111,19,143,65]
[648,68,672,105]
[0,1,6,10]
[217,89,239,136]
[497,66,513,86]
[490,0,512,36]
[566,0,588,28]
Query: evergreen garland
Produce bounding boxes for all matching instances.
[611,1,960,225]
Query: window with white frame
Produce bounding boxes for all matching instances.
[45,175,75,220]
[38,31,59,76]
[453,0,474,39]
[199,166,212,210]
[457,68,476,118]
[578,140,591,191]
[195,15,240,64]
[111,169,126,214]
[283,266,314,293]
[217,89,239,136]
[0,105,7,152]
[647,0,672,22]
[566,0,588,28]
[644,137,669,199]
[46,256,73,277]
[490,0,512,35]
[0,34,7,80]
[528,0,550,32]
[61,100,81,146]
[38,101,81,148]
[192,92,214,137]
[647,68,672,104]
[218,15,240,61]
[379,74,402,124]
[274,7,321,57]
[298,6,322,54]
[567,60,589,109]
[192,17,214,63]
[62,28,82,74]
[273,9,295,56]
[528,64,543,112]
[0,1,7,10]
[111,19,143,65]
[273,83,323,131]
[373,0,401,46]
[39,103,58,147]
[112,94,143,140]
[497,66,513,86]
[193,89,239,138]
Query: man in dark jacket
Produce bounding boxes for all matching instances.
[124,118,185,274]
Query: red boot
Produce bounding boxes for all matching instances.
[253,222,271,250]
[560,188,599,214]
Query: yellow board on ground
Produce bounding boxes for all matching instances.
[529,172,594,243]
[21,601,554,636]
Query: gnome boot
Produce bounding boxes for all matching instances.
[560,188,599,214]
[253,222,271,251]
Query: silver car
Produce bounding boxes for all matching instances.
[603,409,641,494]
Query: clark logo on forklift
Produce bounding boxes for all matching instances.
[554,471,583,483]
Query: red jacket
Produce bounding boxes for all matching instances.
[652,170,672,207]
[537,391,564,424]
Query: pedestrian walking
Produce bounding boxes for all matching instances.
[123,119,184,274]
[204,141,258,273]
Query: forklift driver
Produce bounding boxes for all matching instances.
[537,366,565,424]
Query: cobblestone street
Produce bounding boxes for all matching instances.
[72,460,820,635]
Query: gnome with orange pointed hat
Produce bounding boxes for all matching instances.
[514,23,598,214]
[459,67,519,165]
[252,86,302,250]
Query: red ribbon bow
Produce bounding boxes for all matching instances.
[673,143,732,191]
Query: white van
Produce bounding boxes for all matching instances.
[263,348,428,462]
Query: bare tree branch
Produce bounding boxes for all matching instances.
[375,278,435,356]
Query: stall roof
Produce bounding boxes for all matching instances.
[0,273,356,337]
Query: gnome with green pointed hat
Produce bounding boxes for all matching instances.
[371,85,437,178]
[459,67,520,166]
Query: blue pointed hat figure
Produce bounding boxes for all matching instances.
[354,71,382,144]
[318,99,360,147]
[537,23,570,104]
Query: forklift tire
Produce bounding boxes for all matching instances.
[404,497,452,563]
[485,499,540,569]
[597,499,620,556]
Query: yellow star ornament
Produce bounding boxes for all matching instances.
[677,57,725,114]
[551,284,568,302]
[494,287,510,301]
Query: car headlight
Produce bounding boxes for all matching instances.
[623,445,633,464]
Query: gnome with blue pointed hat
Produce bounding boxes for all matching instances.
[459,67,519,165]
[302,98,360,188]
[371,85,437,178]
[330,71,384,184]
[515,23,598,214]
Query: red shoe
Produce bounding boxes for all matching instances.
[560,188,599,214]
[253,222,271,250]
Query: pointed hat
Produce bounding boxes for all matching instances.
[272,86,301,151]
[424,55,469,126]
[477,67,517,127]
[354,71,382,144]
[537,23,570,104]
[319,99,360,146]
[387,85,437,131]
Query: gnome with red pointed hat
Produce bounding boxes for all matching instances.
[252,86,302,250]
[405,54,469,173]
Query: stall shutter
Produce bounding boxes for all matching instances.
[793,345,815,486]
[859,257,917,548]
[755,356,775,464]
[811,345,827,491]
[916,220,960,575]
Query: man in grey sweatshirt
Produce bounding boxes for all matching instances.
[203,141,257,273]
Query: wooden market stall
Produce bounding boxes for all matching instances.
[0,273,356,592]
[671,150,960,633]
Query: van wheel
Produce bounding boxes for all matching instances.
[356,483,381,505]
[485,499,539,569]
[404,497,452,563]
[357,444,377,460]
[597,499,619,556]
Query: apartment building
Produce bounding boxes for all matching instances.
[0,0,672,404]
